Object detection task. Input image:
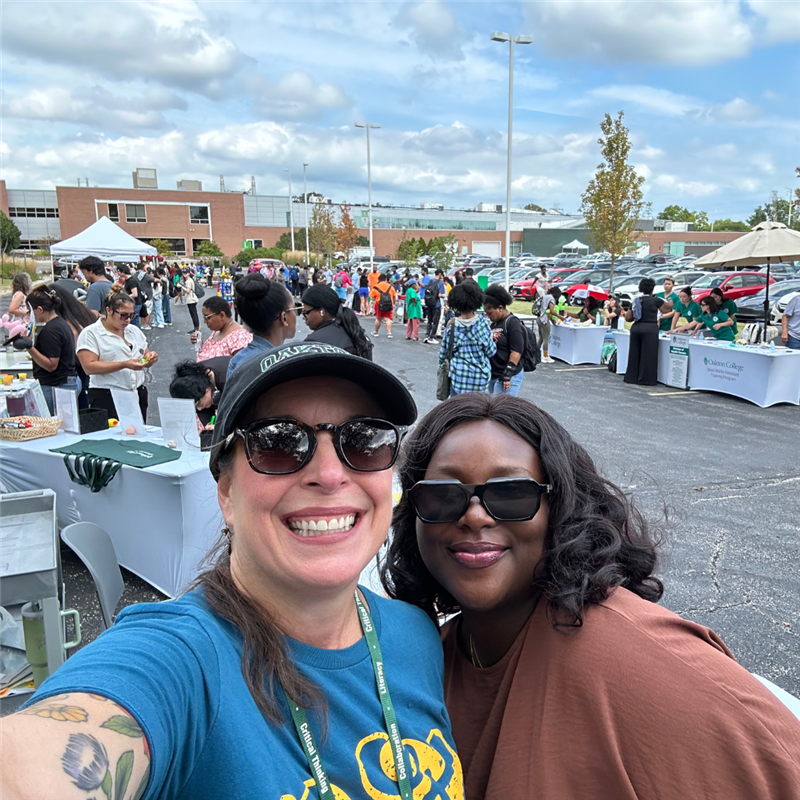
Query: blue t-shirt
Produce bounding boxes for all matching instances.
[226,335,275,378]
[28,588,463,800]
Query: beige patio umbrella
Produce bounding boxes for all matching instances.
[693,221,800,339]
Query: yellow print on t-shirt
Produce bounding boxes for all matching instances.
[279,728,464,800]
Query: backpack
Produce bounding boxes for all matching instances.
[508,315,540,372]
[290,267,298,281]
[193,279,206,300]
[424,280,439,308]
[335,274,344,289]
[530,294,542,318]
[376,287,393,313]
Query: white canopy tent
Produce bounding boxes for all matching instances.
[51,216,157,262]
[562,239,590,252]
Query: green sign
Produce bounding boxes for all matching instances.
[243,240,253,249]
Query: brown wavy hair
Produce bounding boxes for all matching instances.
[380,393,664,629]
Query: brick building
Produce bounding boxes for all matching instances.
[1,178,744,259]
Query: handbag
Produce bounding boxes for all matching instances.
[436,325,455,401]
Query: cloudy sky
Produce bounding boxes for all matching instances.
[2,1,798,220]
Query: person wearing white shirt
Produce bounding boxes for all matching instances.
[76,284,159,421]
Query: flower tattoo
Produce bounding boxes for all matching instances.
[61,733,109,791]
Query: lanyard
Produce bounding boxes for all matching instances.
[283,591,413,800]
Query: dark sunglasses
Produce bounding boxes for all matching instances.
[408,477,551,524]
[112,310,134,321]
[301,307,320,318]
[224,417,405,475]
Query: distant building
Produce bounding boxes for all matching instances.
[132,168,158,189]
[177,179,203,191]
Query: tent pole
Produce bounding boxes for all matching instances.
[763,257,771,343]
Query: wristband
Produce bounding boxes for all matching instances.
[502,365,515,381]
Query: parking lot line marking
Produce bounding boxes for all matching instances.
[648,390,693,396]
[554,366,607,372]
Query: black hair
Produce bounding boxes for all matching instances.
[447,281,484,313]
[482,283,513,308]
[463,267,474,277]
[117,265,132,276]
[550,286,562,302]
[302,284,373,360]
[680,286,693,298]
[79,256,106,276]
[49,282,95,331]
[638,277,656,295]
[170,360,213,402]
[702,296,720,313]
[378,273,388,281]
[202,295,232,317]
[709,287,726,301]
[584,297,601,313]
[234,274,290,335]
[381,394,663,629]
[27,286,62,314]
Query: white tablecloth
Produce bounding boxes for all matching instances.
[687,340,800,407]
[548,323,609,365]
[0,427,222,598]
[612,330,673,384]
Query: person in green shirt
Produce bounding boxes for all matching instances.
[710,288,738,336]
[675,296,736,341]
[667,287,703,332]
[404,279,423,340]
[656,276,679,332]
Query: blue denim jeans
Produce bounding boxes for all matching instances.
[40,376,82,415]
[151,295,165,326]
[786,335,800,350]
[162,295,172,324]
[132,305,142,328]
[488,371,524,396]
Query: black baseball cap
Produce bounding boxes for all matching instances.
[211,343,417,448]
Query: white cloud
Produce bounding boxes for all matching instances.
[523,0,754,65]
[3,86,187,131]
[1,1,250,98]
[252,72,353,121]
[713,98,760,121]
[746,0,800,44]
[583,85,698,116]
[393,1,467,60]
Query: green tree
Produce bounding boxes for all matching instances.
[711,219,749,232]
[397,236,423,267]
[580,111,647,291]
[335,204,359,255]
[275,229,308,252]
[657,205,696,222]
[194,240,224,257]
[1,211,21,254]
[355,235,370,247]
[309,203,336,260]
[747,197,800,230]
[149,238,173,255]
[524,203,546,212]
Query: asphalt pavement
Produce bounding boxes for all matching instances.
[4,296,799,706]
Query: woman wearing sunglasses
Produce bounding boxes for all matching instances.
[76,283,158,421]
[302,283,373,360]
[5,343,465,800]
[382,393,800,800]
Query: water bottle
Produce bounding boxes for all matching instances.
[769,340,776,351]
[596,311,602,326]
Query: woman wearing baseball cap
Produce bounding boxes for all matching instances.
[5,343,464,800]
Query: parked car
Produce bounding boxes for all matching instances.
[638,253,676,266]
[510,268,582,298]
[735,279,800,323]
[690,271,776,302]
[756,263,799,279]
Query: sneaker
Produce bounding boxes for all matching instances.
[428,338,440,345]
[165,322,172,326]
[423,337,429,343]
[157,324,165,329]
[387,333,393,339]
[141,325,152,331]
[372,332,379,337]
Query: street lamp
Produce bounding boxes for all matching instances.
[303,163,310,263]
[355,121,380,269]
[284,168,295,251]
[491,31,532,290]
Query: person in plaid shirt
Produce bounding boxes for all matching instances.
[439,281,496,395]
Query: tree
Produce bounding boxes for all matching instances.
[524,203,546,213]
[355,235,370,247]
[657,205,695,222]
[309,203,336,259]
[275,229,308,252]
[194,240,224,258]
[710,219,749,232]
[747,197,800,230]
[580,111,646,291]
[397,236,423,267]
[149,238,173,255]
[1,211,21,254]
[335,204,359,255]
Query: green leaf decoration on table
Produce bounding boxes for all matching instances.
[114,751,134,800]
[101,715,143,737]
[132,761,151,800]
[100,770,113,800]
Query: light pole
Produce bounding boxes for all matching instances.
[355,121,380,269]
[303,163,310,263]
[491,31,532,290]
[284,168,295,251]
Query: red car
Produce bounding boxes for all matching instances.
[691,271,775,302]
[511,268,582,299]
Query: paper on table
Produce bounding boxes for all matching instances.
[157,397,201,450]
[110,388,145,434]
[54,387,80,433]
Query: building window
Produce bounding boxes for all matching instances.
[8,208,18,217]
[189,206,209,224]
[126,204,146,223]
[46,208,58,218]
[36,208,47,218]
[108,203,119,222]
